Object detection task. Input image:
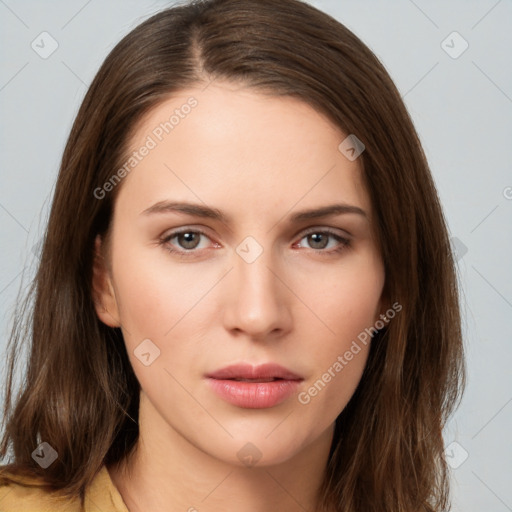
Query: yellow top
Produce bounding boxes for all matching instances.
[0,465,129,512]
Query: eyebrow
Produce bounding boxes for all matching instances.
[140,201,367,223]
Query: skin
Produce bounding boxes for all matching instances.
[93,80,386,512]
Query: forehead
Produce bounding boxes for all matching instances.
[115,81,371,221]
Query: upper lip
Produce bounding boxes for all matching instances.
[206,363,303,381]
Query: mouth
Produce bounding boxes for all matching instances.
[206,363,303,409]
[228,377,284,382]
[206,362,303,381]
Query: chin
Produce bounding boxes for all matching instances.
[204,430,311,469]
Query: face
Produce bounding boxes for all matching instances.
[93,80,386,467]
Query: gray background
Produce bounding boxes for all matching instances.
[1,0,511,510]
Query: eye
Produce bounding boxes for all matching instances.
[159,227,351,259]
[159,228,215,256]
[295,228,351,254]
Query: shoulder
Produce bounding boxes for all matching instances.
[0,466,81,512]
[0,464,128,512]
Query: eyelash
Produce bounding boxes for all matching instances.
[158,227,351,259]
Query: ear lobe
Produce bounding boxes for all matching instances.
[92,234,121,328]
[375,284,392,325]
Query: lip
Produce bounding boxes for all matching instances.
[206,363,303,409]
[206,363,303,381]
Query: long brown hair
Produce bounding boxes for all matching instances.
[0,0,465,510]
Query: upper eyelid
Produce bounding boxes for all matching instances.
[299,226,351,237]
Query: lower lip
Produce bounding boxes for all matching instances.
[207,378,302,408]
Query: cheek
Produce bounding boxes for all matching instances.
[110,249,211,401]
[294,251,383,411]
[111,243,210,339]
[298,247,384,342]
[109,242,226,394]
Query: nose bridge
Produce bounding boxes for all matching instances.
[225,235,289,337]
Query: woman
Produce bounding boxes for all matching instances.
[0,0,465,510]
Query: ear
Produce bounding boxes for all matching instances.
[92,234,121,328]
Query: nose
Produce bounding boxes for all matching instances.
[222,244,292,340]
